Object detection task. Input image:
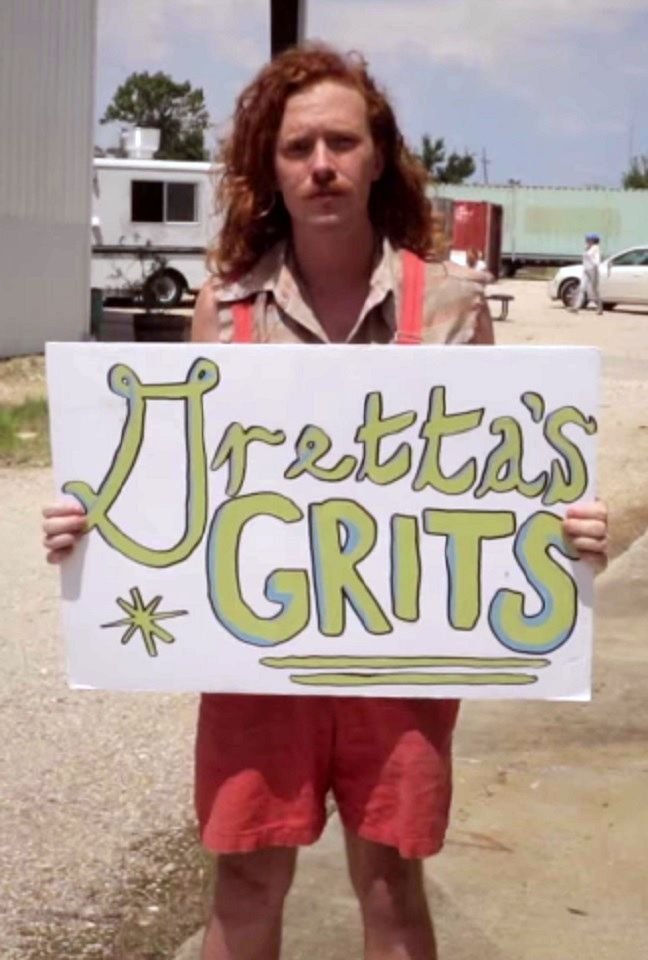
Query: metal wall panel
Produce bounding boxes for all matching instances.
[0,0,97,357]
[430,184,648,260]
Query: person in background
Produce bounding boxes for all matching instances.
[41,43,609,960]
[570,233,603,314]
[465,247,486,271]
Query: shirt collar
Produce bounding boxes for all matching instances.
[215,242,287,303]
[217,236,399,342]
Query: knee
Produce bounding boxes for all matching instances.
[214,849,296,916]
[350,851,426,924]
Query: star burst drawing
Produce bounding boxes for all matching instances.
[101,587,188,658]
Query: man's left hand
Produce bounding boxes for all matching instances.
[562,500,609,575]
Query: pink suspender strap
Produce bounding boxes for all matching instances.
[396,250,425,344]
[231,252,424,345]
[231,301,254,343]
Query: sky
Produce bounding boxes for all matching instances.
[95,0,648,188]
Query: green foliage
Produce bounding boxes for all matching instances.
[418,135,476,184]
[101,71,210,161]
[623,155,648,189]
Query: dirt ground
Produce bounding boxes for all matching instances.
[492,280,648,558]
[1,279,647,959]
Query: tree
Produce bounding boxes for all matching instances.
[101,71,210,161]
[623,155,648,189]
[418,135,476,184]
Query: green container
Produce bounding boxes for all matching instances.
[429,184,648,262]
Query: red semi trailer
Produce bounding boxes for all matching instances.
[451,200,503,278]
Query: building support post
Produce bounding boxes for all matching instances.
[270,0,305,56]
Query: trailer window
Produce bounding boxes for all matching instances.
[131,181,198,223]
[131,181,164,222]
[166,183,197,222]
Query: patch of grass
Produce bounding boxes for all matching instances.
[0,397,50,466]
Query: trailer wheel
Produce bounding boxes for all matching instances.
[559,278,580,308]
[143,270,185,308]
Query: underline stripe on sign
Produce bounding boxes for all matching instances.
[288,672,539,686]
[260,655,550,670]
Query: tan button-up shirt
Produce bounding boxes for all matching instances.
[193,239,494,346]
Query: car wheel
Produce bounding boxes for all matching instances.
[143,270,185,308]
[602,302,616,311]
[559,278,580,308]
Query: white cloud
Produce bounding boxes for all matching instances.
[97,0,648,83]
[98,0,171,64]
[622,63,648,77]
[97,0,647,103]
[307,0,647,79]
[542,110,626,138]
[98,0,268,72]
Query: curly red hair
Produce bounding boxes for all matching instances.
[208,43,444,281]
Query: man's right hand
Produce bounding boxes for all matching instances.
[42,499,87,564]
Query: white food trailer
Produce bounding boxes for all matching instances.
[91,156,219,306]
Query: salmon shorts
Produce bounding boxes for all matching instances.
[195,693,460,859]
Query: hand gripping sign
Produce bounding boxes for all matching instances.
[47,342,599,699]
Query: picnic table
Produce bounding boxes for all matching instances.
[486,292,514,321]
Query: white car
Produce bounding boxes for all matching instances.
[548,245,648,310]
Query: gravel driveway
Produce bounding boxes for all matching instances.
[0,468,202,958]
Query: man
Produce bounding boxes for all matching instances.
[43,44,609,960]
[570,233,603,314]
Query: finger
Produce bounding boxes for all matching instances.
[42,499,86,519]
[563,519,607,540]
[567,536,608,555]
[43,532,83,552]
[42,515,87,537]
[565,502,607,521]
[46,546,75,565]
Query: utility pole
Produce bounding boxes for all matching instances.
[270,0,306,57]
[481,148,490,185]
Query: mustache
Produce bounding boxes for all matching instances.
[307,186,345,198]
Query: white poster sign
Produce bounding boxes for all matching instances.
[46,343,599,700]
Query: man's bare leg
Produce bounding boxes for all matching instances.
[201,847,297,960]
[345,830,437,960]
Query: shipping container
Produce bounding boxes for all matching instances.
[430,184,648,276]
[450,200,503,277]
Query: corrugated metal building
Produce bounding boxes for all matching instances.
[0,0,97,358]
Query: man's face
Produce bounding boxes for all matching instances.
[274,81,383,233]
